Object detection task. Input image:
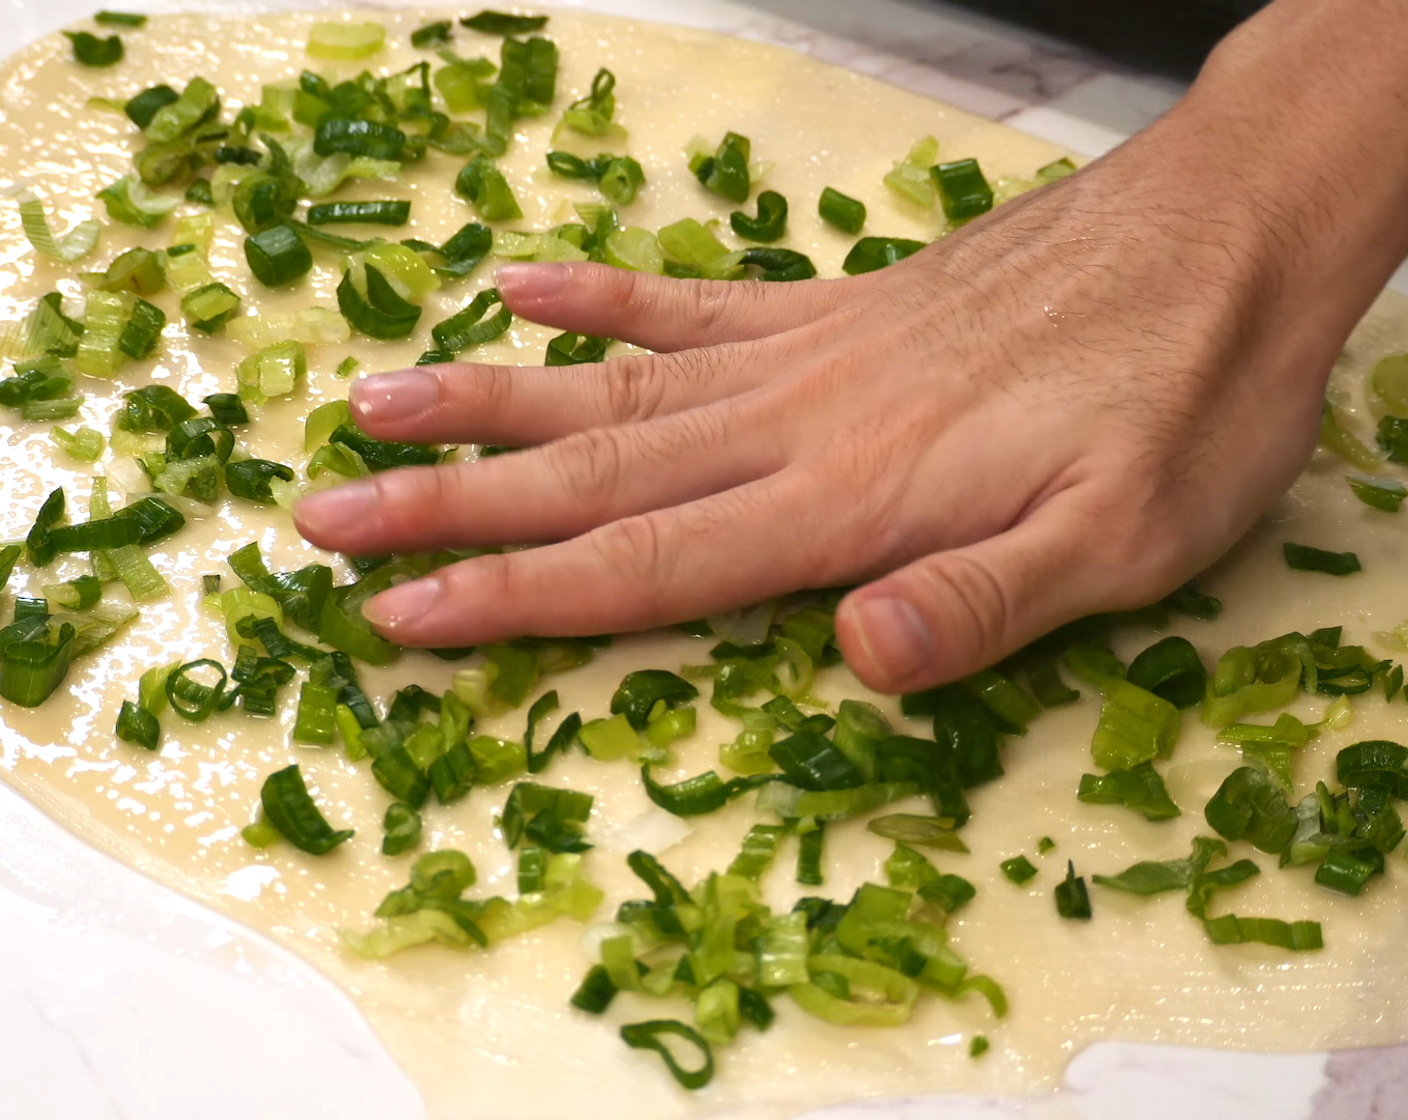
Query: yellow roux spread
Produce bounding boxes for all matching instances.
[2,10,1408,1119]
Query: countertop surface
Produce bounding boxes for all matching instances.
[0,3,1395,1118]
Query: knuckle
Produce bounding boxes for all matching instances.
[376,463,469,540]
[685,280,750,341]
[439,551,520,629]
[544,426,627,503]
[586,514,672,618]
[1076,482,1186,605]
[919,551,1016,665]
[603,355,667,424]
[446,362,513,418]
[609,264,648,310]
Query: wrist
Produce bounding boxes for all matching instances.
[1175,0,1408,304]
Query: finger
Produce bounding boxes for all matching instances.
[294,399,783,555]
[348,340,766,445]
[357,471,838,647]
[495,260,868,352]
[834,496,1131,695]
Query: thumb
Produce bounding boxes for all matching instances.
[834,503,1120,695]
[495,261,864,353]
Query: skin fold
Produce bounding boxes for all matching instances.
[295,0,1408,694]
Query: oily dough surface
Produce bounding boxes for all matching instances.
[3,8,1408,1119]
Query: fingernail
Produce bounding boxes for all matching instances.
[351,368,440,424]
[493,262,570,304]
[850,596,934,682]
[363,577,442,630]
[295,481,377,536]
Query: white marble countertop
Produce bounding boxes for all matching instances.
[0,2,1390,1118]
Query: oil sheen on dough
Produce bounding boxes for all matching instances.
[2,10,1407,1120]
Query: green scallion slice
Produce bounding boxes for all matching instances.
[570,965,618,1014]
[726,823,787,882]
[818,186,866,234]
[842,236,925,276]
[1377,415,1408,462]
[313,117,405,161]
[462,10,548,34]
[241,815,282,848]
[932,158,993,222]
[690,131,751,204]
[455,153,523,221]
[730,190,787,243]
[308,200,411,227]
[226,459,296,504]
[611,669,698,730]
[498,33,558,103]
[25,487,66,567]
[426,287,511,356]
[115,699,160,750]
[1314,849,1376,896]
[740,248,816,283]
[1166,580,1222,620]
[866,813,967,852]
[118,297,165,359]
[0,545,19,592]
[64,30,124,67]
[203,392,248,426]
[180,282,241,334]
[124,84,178,128]
[39,515,138,555]
[382,802,423,856]
[1203,913,1322,951]
[19,195,102,265]
[337,264,423,341]
[50,426,105,462]
[237,340,307,404]
[1126,635,1207,710]
[1078,760,1181,821]
[95,11,147,27]
[165,658,228,721]
[118,384,195,431]
[245,225,313,288]
[411,20,453,48]
[1000,855,1037,885]
[796,822,825,886]
[1347,474,1407,512]
[110,241,171,293]
[1204,765,1297,853]
[619,1020,714,1091]
[1283,542,1361,576]
[96,179,180,230]
[545,332,611,366]
[306,21,386,61]
[641,765,770,817]
[141,75,217,143]
[260,763,355,854]
[184,178,214,206]
[291,682,338,745]
[1054,860,1092,919]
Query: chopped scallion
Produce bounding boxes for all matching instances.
[1054,860,1092,919]
[306,21,386,61]
[259,763,354,854]
[1283,542,1361,576]
[1000,855,1037,885]
[818,186,865,234]
[64,30,124,67]
[842,236,925,276]
[462,11,549,35]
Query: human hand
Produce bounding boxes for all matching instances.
[293,100,1391,695]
